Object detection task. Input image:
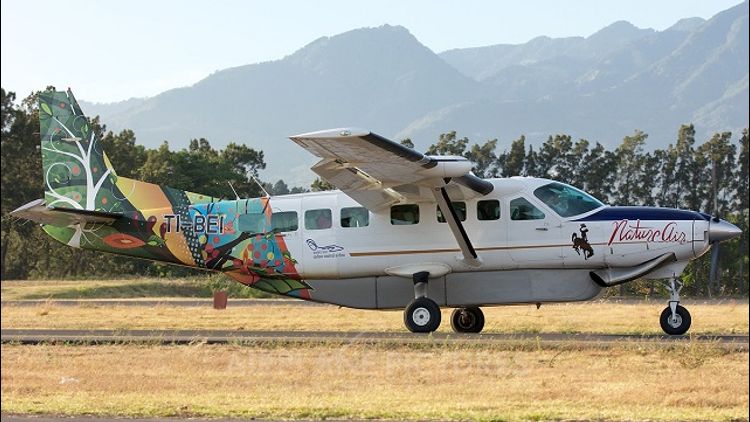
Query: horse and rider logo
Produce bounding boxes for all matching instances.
[571,224,594,259]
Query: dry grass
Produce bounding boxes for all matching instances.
[0,277,268,300]
[2,342,747,421]
[2,300,748,335]
[1,278,187,299]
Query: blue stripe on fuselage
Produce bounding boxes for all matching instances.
[574,206,707,222]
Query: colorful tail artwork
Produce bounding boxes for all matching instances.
[20,89,311,298]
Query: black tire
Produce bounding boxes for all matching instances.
[450,307,485,333]
[660,305,692,335]
[404,297,441,333]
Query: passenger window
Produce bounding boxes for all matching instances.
[271,211,298,232]
[436,202,466,223]
[304,209,332,230]
[391,204,420,225]
[237,213,267,233]
[477,200,500,221]
[510,197,545,220]
[341,207,370,228]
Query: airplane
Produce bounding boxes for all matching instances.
[11,89,743,335]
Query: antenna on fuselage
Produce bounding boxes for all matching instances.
[227,182,241,200]
[250,175,271,198]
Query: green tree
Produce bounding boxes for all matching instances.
[465,139,498,178]
[138,141,176,186]
[271,180,290,195]
[656,144,678,207]
[734,129,749,211]
[500,136,526,177]
[400,138,414,149]
[524,145,541,177]
[582,142,616,203]
[311,177,335,191]
[614,130,649,206]
[567,138,590,189]
[697,132,736,215]
[426,131,468,155]
[1,89,43,279]
[101,129,146,178]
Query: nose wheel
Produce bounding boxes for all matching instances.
[660,278,691,335]
[450,307,485,333]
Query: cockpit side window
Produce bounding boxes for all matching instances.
[510,197,545,220]
[533,182,603,217]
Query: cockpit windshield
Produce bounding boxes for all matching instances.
[533,182,604,217]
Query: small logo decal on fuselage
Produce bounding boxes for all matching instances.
[163,214,225,234]
[571,223,594,259]
[306,239,345,259]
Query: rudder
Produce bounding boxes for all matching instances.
[39,89,117,211]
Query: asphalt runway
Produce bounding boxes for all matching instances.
[2,328,747,349]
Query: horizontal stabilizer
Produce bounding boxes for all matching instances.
[11,199,121,226]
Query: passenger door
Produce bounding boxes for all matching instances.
[506,196,564,265]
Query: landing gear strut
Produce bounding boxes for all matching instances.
[450,307,485,333]
[660,277,691,335]
[403,271,441,333]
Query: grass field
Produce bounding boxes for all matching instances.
[2,342,747,421]
[0,277,271,300]
[2,279,748,420]
[2,300,748,335]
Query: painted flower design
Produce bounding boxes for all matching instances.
[103,233,146,249]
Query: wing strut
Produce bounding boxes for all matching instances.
[431,186,481,267]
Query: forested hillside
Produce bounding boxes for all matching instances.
[2,88,748,296]
[81,2,749,185]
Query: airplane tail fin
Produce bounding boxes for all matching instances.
[39,89,118,211]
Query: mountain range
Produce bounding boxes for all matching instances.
[82,1,749,185]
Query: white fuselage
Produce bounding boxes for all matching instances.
[269,177,706,279]
[243,177,709,308]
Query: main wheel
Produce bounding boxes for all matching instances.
[404,297,441,333]
[450,307,485,333]
[660,305,691,335]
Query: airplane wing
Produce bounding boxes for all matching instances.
[290,128,494,266]
[289,128,493,211]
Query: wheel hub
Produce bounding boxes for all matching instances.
[413,307,431,326]
[669,314,683,328]
[459,312,475,329]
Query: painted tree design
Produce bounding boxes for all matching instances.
[39,90,116,212]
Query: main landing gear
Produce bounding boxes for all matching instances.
[404,271,441,333]
[450,307,485,333]
[660,277,692,336]
[403,271,487,334]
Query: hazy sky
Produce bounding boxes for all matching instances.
[2,0,742,103]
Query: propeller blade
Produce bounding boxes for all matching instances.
[709,242,720,285]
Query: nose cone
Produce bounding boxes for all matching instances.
[708,219,742,243]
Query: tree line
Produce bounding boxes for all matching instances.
[1,88,748,296]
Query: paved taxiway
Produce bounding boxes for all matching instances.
[2,328,747,349]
